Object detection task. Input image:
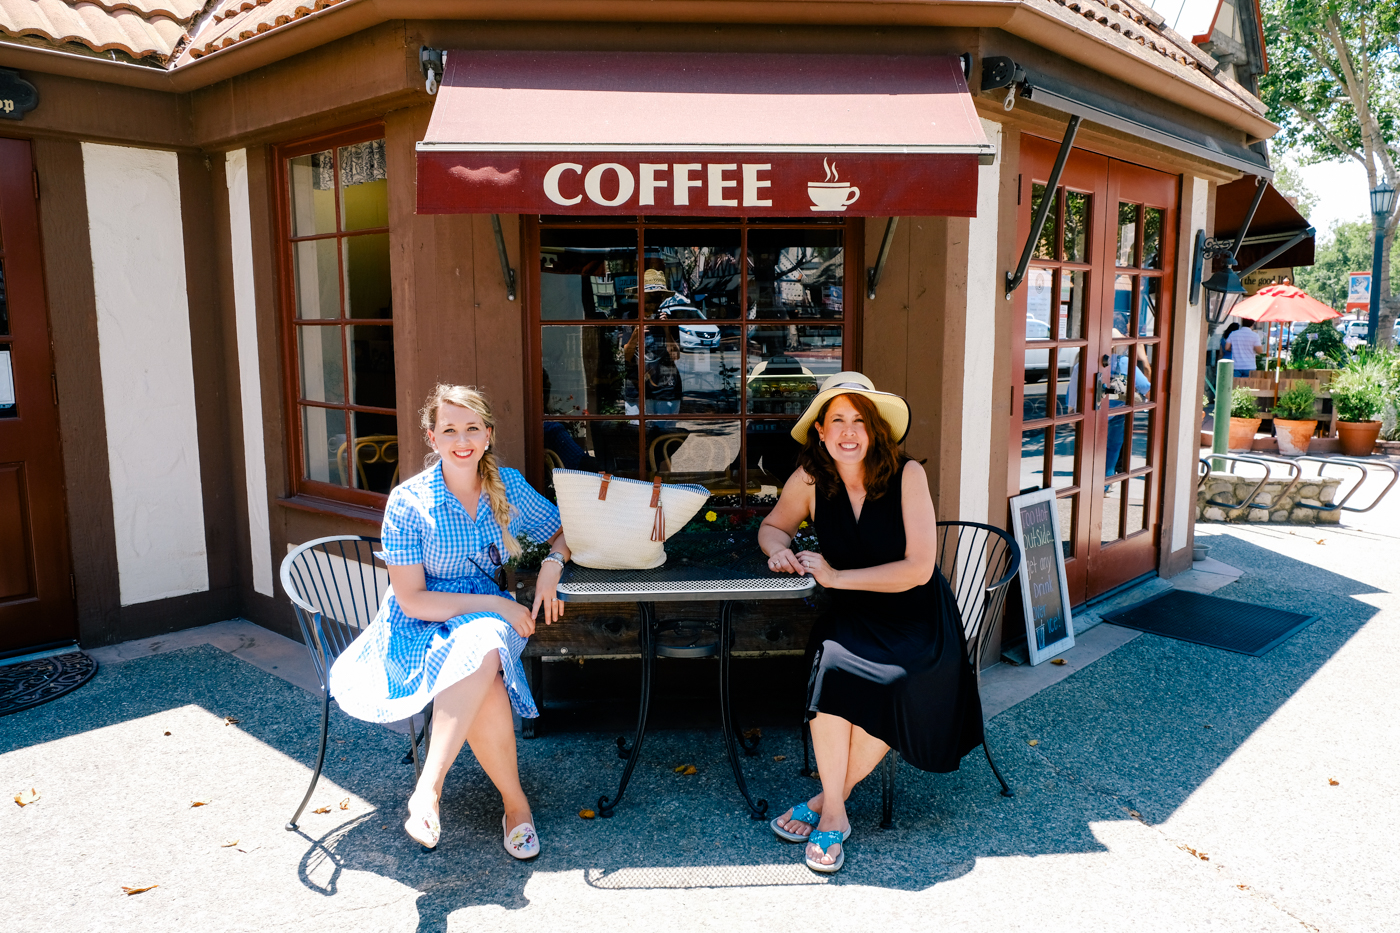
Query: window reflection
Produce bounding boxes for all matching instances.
[1125,475,1148,535]
[342,233,391,319]
[1101,479,1125,542]
[643,229,741,320]
[1020,427,1048,493]
[645,323,741,414]
[540,229,638,321]
[1117,202,1139,266]
[349,324,395,409]
[1105,412,1129,479]
[1026,268,1054,341]
[542,325,629,418]
[288,150,336,237]
[1138,277,1160,337]
[1060,270,1085,339]
[294,239,340,320]
[1112,274,1134,336]
[1064,191,1090,263]
[746,420,802,500]
[1058,493,1076,561]
[748,345,824,415]
[650,420,743,497]
[1130,410,1151,471]
[349,410,398,493]
[1142,208,1164,269]
[1031,183,1056,260]
[748,229,844,319]
[1052,423,1078,489]
[546,421,639,481]
[337,140,388,231]
[1056,347,1081,415]
[297,325,343,403]
[303,406,348,486]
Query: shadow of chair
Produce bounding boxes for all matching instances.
[800,521,1022,828]
[279,535,431,831]
[336,435,400,490]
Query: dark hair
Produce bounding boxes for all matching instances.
[1222,322,1240,341]
[796,392,903,501]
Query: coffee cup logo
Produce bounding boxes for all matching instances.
[808,159,860,212]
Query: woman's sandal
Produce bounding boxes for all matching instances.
[805,828,849,873]
[404,796,441,850]
[502,813,540,860]
[771,802,827,843]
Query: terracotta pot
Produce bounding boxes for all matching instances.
[1273,418,1317,457]
[1228,417,1262,450]
[1337,420,1383,457]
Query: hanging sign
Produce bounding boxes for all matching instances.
[1346,272,1371,314]
[1008,487,1075,665]
[0,70,38,121]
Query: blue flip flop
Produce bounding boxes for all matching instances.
[805,828,848,873]
[771,802,823,842]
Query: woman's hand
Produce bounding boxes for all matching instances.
[795,550,840,588]
[500,596,537,639]
[531,561,567,624]
[766,547,804,575]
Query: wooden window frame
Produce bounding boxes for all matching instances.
[521,215,864,502]
[272,120,394,511]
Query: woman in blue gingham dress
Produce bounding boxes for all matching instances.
[329,385,572,859]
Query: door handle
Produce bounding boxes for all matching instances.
[1093,374,1107,410]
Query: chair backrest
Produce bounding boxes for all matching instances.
[935,521,1023,672]
[279,535,387,689]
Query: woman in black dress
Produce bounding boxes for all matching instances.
[757,372,984,872]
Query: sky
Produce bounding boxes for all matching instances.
[1292,159,1374,234]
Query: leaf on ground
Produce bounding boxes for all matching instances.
[1237,884,1250,891]
[220,839,239,848]
[312,805,330,814]
[682,765,698,775]
[13,788,39,807]
[190,800,211,808]
[163,731,171,736]
[1028,739,1039,746]
[1329,778,1340,786]
[1179,844,1208,861]
[742,728,762,740]
[1203,724,1213,729]
[773,755,787,762]
[339,798,350,811]
[121,884,158,896]
[578,809,596,819]
[1051,658,1067,666]
[1316,539,1326,545]
[1129,810,1142,819]
[223,716,240,726]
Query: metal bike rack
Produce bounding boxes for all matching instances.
[1198,453,1298,516]
[1286,456,1400,514]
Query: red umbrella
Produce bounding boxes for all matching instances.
[1229,284,1340,323]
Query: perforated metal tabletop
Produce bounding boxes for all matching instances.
[556,561,816,602]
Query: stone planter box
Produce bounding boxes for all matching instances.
[1196,472,1344,524]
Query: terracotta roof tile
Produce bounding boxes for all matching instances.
[0,0,189,61]
[181,0,346,62]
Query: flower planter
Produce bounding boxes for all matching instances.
[1228,417,1262,451]
[1336,420,1382,457]
[1273,418,1317,457]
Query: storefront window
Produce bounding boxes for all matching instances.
[533,218,854,510]
[278,130,396,506]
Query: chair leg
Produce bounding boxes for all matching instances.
[880,750,897,829]
[800,718,816,779]
[983,740,1013,798]
[408,710,424,780]
[287,691,332,830]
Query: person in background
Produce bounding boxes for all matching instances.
[1223,321,1262,377]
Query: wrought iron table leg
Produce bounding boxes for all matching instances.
[599,602,656,817]
[718,600,769,819]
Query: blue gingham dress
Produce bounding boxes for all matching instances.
[328,462,561,723]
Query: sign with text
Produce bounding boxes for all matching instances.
[1347,272,1371,314]
[1008,487,1075,665]
[416,151,980,217]
[0,69,37,121]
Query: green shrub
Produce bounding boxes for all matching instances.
[1273,383,1317,421]
[1289,322,1348,367]
[1331,357,1387,423]
[1229,392,1259,418]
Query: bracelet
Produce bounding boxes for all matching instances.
[540,552,566,569]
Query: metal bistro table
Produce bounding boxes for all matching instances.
[555,553,815,820]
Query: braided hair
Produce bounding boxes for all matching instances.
[420,384,521,558]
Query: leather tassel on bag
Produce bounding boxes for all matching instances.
[650,477,665,542]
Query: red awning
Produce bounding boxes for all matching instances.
[416,51,994,217]
[1214,177,1316,269]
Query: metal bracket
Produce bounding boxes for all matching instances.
[1199,453,1299,519]
[420,47,443,96]
[490,214,517,301]
[866,217,900,299]
[1287,456,1399,513]
[1006,114,1081,299]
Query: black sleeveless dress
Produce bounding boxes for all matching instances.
[806,460,985,773]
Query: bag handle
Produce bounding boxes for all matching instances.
[650,476,665,542]
[598,472,612,500]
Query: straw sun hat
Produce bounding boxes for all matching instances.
[625,269,674,296]
[789,372,911,443]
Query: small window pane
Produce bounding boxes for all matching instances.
[297,325,343,404]
[1056,347,1082,415]
[747,326,836,414]
[1025,267,1053,341]
[543,325,630,418]
[1142,208,1164,269]
[1020,427,1048,492]
[1117,202,1139,266]
[1024,355,1050,422]
[1112,275,1134,337]
[1138,277,1160,337]
[349,324,395,409]
[541,229,639,321]
[288,151,337,237]
[1137,344,1156,401]
[1130,410,1151,472]
[343,234,392,319]
[1125,475,1148,536]
[643,229,742,320]
[1052,423,1078,489]
[747,229,844,320]
[1101,480,1125,543]
[0,259,9,335]
[1105,409,1129,478]
[0,347,14,419]
[1063,191,1090,263]
[303,406,348,486]
[746,420,802,501]
[647,323,740,414]
[294,239,340,319]
[1061,270,1086,339]
[546,420,638,481]
[1059,493,1076,561]
[338,140,388,232]
[1031,183,1056,260]
[350,410,398,494]
[651,421,742,498]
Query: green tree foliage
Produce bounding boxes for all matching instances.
[1289,320,1350,365]
[1292,218,1395,309]
[1271,162,1320,220]
[1260,0,1400,342]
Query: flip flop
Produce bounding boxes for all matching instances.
[404,797,440,850]
[502,813,540,860]
[805,828,848,873]
[771,801,830,843]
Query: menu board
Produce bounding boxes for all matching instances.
[1009,488,1075,665]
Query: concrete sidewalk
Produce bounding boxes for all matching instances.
[3,490,1397,931]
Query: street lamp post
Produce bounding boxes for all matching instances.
[1367,180,1396,349]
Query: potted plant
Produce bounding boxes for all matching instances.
[1331,357,1386,456]
[1228,391,1261,450]
[1271,382,1317,456]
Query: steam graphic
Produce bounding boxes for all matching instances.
[823,158,839,182]
[809,158,859,211]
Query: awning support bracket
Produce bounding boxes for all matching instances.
[1238,226,1315,280]
[867,218,900,299]
[1006,114,1081,299]
[491,214,517,301]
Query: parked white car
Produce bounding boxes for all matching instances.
[1338,319,1369,350]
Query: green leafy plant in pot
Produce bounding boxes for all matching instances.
[1271,382,1317,456]
[1227,390,1261,451]
[1331,357,1387,456]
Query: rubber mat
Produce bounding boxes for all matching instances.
[1101,590,1317,657]
[0,652,98,717]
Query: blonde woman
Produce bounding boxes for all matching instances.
[329,385,571,858]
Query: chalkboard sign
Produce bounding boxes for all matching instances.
[1008,487,1075,665]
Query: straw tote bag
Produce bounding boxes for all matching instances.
[552,469,710,570]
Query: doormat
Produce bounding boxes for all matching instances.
[1101,590,1317,657]
[0,652,98,717]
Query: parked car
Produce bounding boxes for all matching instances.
[1024,317,1072,383]
[1338,319,1369,350]
[659,294,722,351]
